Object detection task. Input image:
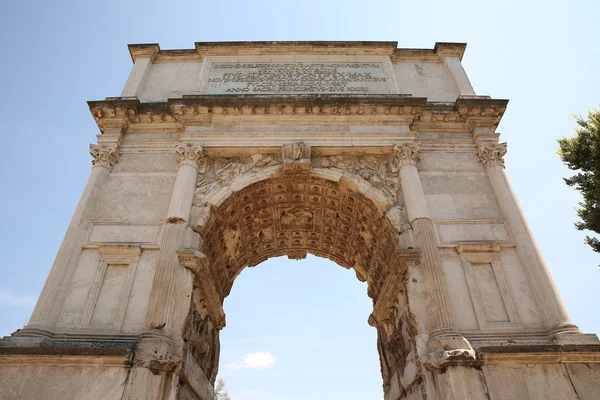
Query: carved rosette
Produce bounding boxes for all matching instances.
[176,142,205,170]
[89,143,120,170]
[389,142,420,172]
[476,142,507,168]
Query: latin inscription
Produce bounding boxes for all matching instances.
[204,62,390,94]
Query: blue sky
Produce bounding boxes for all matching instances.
[0,0,599,399]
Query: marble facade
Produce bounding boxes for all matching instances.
[1,41,599,400]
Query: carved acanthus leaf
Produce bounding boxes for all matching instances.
[176,143,205,171]
[89,143,120,169]
[476,142,507,168]
[389,142,420,172]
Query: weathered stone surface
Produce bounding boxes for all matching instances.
[1,40,599,400]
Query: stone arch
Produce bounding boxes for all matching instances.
[182,161,423,396]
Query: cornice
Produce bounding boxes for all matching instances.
[195,41,399,57]
[127,43,161,63]
[434,42,467,61]
[88,95,508,134]
[125,41,467,63]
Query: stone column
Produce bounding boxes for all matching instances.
[145,143,204,332]
[476,142,579,335]
[27,133,122,334]
[167,143,205,223]
[391,143,473,360]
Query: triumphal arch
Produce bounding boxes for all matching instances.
[1,41,599,399]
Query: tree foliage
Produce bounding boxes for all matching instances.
[557,107,600,253]
[214,378,232,400]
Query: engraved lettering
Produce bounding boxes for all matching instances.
[206,62,389,94]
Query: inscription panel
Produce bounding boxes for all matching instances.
[204,61,391,94]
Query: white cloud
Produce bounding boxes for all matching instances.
[228,352,277,369]
[0,289,37,306]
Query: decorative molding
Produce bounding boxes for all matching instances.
[89,143,121,170]
[175,142,205,171]
[476,142,507,168]
[479,344,600,365]
[459,244,521,332]
[123,41,467,63]
[434,42,467,61]
[87,96,508,134]
[0,347,132,367]
[457,243,501,254]
[127,43,160,63]
[80,245,141,333]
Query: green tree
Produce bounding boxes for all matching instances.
[214,378,232,400]
[557,107,600,253]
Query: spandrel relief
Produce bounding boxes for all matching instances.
[313,154,401,203]
[193,153,281,205]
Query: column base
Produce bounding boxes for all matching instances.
[424,329,477,369]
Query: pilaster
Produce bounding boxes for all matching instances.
[475,141,582,337]
[27,129,124,335]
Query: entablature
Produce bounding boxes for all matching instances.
[88,95,508,135]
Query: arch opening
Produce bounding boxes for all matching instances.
[218,255,382,399]
[181,171,422,397]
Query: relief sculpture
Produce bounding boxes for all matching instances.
[313,154,401,203]
[193,153,281,205]
[376,294,417,393]
[279,208,314,230]
[182,290,221,384]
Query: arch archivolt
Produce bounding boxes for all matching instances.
[178,144,423,394]
[189,145,414,300]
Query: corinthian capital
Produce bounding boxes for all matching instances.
[389,142,420,172]
[175,143,205,170]
[89,143,120,170]
[476,142,507,168]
